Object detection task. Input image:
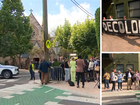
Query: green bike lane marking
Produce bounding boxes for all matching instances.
[0,85,70,105]
[134,91,140,103]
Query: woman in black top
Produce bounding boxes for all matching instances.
[64,59,70,81]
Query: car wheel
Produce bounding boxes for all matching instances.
[3,71,12,79]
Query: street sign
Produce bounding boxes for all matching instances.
[55,42,58,47]
[46,40,51,49]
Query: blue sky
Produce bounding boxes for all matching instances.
[21,0,100,34]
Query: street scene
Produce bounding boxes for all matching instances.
[0,0,100,105]
[102,53,140,105]
[102,0,140,52]
[0,70,100,105]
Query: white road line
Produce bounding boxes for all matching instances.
[45,89,54,93]
[102,92,135,97]
[102,98,139,104]
[44,101,63,105]
[55,96,99,104]
[15,103,20,105]
[3,96,14,99]
[0,84,6,86]
[63,92,72,95]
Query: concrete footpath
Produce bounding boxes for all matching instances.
[102,34,140,52]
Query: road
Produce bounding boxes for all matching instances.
[0,70,39,89]
[0,70,99,105]
[102,90,140,105]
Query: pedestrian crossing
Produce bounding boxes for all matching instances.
[102,90,140,105]
[0,79,20,86]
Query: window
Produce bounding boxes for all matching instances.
[116,4,124,18]
[116,64,124,73]
[129,1,140,18]
[126,64,134,71]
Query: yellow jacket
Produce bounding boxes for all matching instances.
[29,64,35,72]
[103,73,110,80]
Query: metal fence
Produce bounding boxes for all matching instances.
[50,66,64,82]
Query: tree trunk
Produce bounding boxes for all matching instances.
[18,55,21,69]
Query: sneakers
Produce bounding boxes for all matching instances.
[118,89,120,91]
[121,89,122,91]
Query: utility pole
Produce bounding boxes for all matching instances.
[43,0,49,83]
[43,0,49,61]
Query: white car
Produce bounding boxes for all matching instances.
[0,64,19,79]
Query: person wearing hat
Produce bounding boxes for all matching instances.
[29,61,35,80]
[103,70,110,89]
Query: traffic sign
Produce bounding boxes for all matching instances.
[55,42,58,47]
[46,40,51,49]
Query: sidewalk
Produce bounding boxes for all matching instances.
[102,82,136,92]
[102,34,140,52]
[34,80,100,99]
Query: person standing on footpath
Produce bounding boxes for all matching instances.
[70,57,76,83]
[76,55,86,88]
[117,71,123,91]
[126,68,133,90]
[64,58,70,81]
[39,59,50,85]
[29,61,35,80]
[133,70,139,90]
[103,71,110,89]
[88,57,94,81]
[60,56,65,81]
[52,58,62,81]
[111,69,116,91]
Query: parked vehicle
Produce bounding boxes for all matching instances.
[0,64,19,79]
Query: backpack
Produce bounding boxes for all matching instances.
[68,79,75,86]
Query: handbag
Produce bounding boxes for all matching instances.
[94,66,99,71]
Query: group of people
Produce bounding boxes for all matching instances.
[103,15,126,21]
[29,55,100,88]
[103,68,140,91]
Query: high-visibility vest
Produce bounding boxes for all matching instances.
[29,64,35,72]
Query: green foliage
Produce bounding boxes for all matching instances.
[70,17,97,55]
[95,7,100,53]
[0,0,33,58]
[54,16,98,56]
[54,19,72,51]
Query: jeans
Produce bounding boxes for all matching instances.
[89,70,93,80]
[77,72,85,86]
[65,68,70,81]
[118,82,122,89]
[30,70,35,80]
[112,81,115,90]
[104,80,109,88]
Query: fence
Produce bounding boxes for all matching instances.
[50,66,64,82]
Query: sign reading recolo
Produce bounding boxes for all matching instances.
[102,20,140,35]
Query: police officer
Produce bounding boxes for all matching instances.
[29,61,35,80]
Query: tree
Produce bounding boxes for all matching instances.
[0,0,33,64]
[70,17,97,56]
[53,19,72,58]
[95,7,100,53]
